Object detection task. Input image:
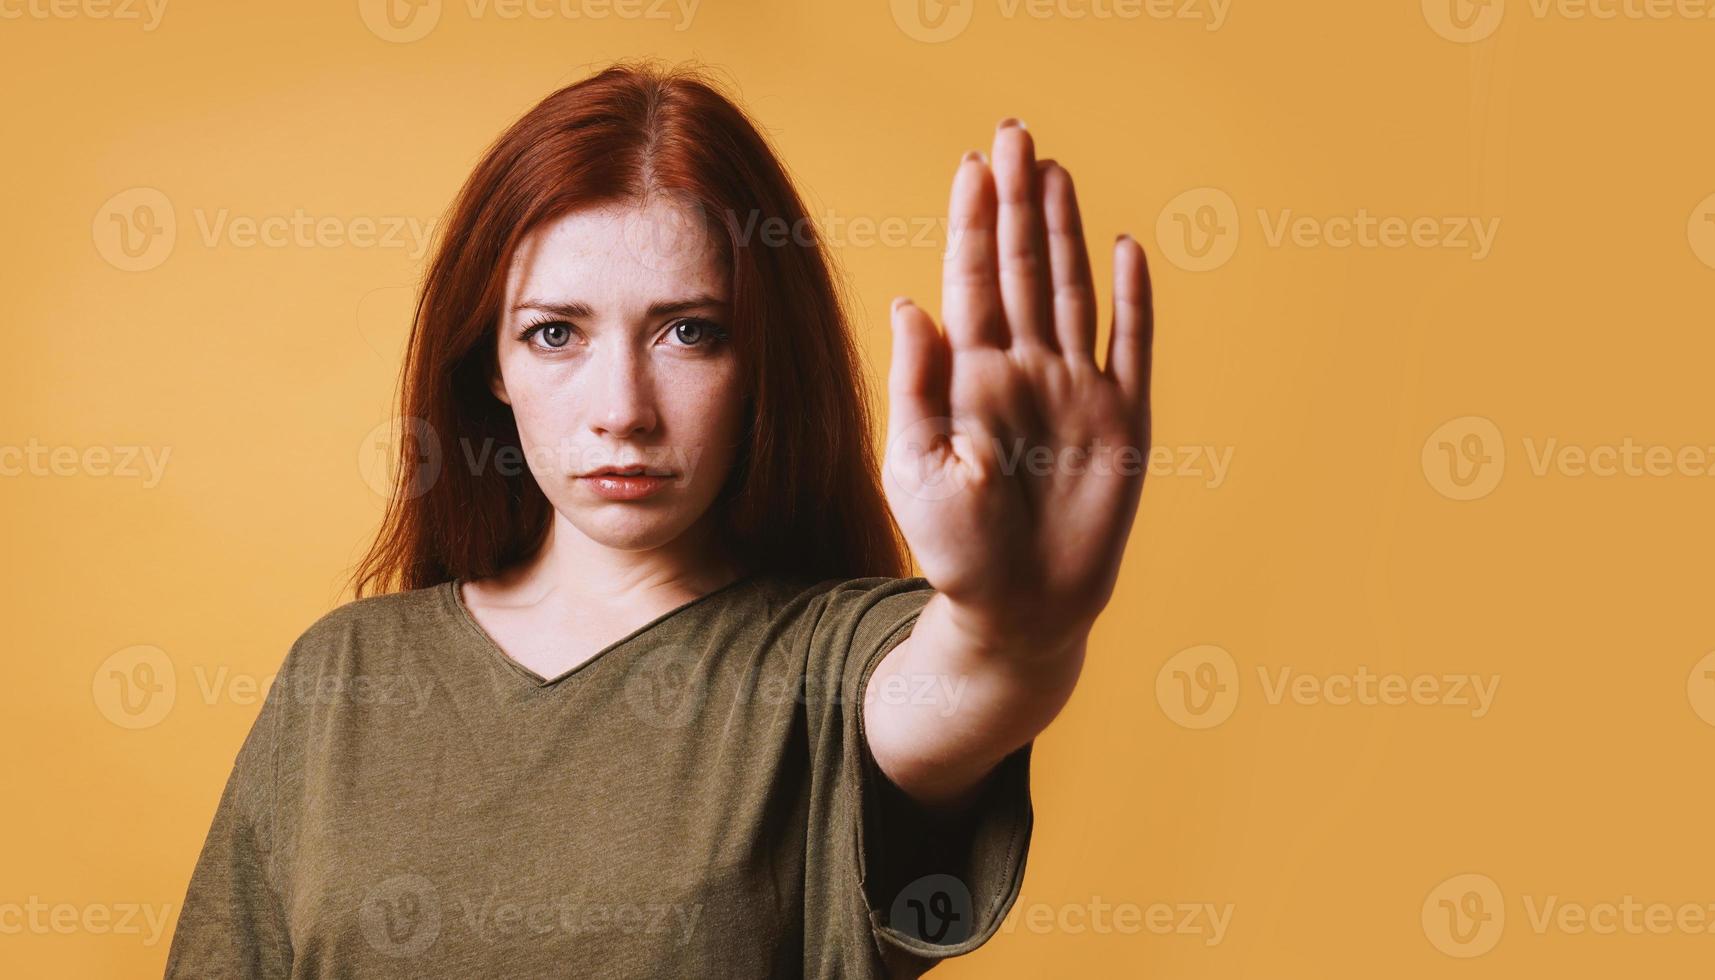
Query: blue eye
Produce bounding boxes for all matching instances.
[516,317,728,354]
[669,318,729,348]
[520,320,574,350]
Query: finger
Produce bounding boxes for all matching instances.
[886,296,953,453]
[942,151,1006,350]
[991,118,1055,350]
[1039,160,1096,360]
[1106,234,1153,421]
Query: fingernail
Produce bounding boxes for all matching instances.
[998,117,1025,131]
[892,296,912,313]
[960,149,982,165]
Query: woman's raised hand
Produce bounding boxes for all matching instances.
[883,117,1154,652]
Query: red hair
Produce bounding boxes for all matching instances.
[348,60,909,598]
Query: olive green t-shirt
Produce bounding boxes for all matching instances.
[162,574,1033,978]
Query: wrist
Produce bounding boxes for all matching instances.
[928,592,1094,668]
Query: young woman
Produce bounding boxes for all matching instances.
[164,61,1152,979]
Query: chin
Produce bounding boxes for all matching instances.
[567,509,699,552]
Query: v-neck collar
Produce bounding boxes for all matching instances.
[442,575,755,689]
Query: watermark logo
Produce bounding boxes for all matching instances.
[622,644,709,729]
[1155,187,1239,273]
[1688,192,1715,269]
[733,206,954,254]
[92,645,176,730]
[1157,189,1500,271]
[885,420,1227,503]
[1427,0,1715,40]
[893,0,1229,40]
[1155,644,1239,729]
[359,416,443,500]
[1422,0,1505,42]
[95,188,435,270]
[1424,416,1715,498]
[93,187,176,272]
[1422,415,1505,501]
[94,646,436,729]
[359,0,442,41]
[1688,651,1715,726]
[1427,873,1715,953]
[890,0,975,42]
[885,416,979,503]
[619,198,967,265]
[361,874,442,957]
[360,423,714,500]
[1423,873,1505,957]
[1158,647,1500,728]
[359,0,700,42]
[619,188,718,277]
[891,874,975,944]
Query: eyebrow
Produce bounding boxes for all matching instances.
[511,294,729,319]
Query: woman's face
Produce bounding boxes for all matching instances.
[492,196,743,556]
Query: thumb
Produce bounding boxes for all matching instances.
[884,297,951,459]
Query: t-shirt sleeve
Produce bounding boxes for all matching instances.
[162,667,293,978]
[799,575,1033,979]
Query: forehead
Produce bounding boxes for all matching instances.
[505,196,728,307]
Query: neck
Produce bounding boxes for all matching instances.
[492,509,743,607]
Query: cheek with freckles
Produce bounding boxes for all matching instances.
[499,354,744,503]
[650,362,744,494]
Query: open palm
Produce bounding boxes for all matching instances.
[882,118,1154,649]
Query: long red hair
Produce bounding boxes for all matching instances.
[348,61,909,598]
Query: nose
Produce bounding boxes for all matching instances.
[587,342,658,438]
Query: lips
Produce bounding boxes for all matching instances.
[579,465,675,501]
[581,465,675,478]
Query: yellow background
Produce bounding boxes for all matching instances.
[4,0,1714,975]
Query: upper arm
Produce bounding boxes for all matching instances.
[162,659,293,978]
[860,592,1083,814]
[797,576,1035,976]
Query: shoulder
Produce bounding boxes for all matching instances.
[802,574,935,618]
[660,574,934,670]
[740,574,936,672]
[751,572,934,604]
[272,581,451,684]
[300,581,446,640]
[744,573,934,627]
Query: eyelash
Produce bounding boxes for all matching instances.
[516,317,731,353]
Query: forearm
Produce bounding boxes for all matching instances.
[861,591,1089,815]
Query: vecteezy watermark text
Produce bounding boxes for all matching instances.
[0,0,167,29]
[1155,645,1501,730]
[358,0,701,42]
[1154,188,1501,272]
[0,898,173,945]
[890,0,1230,43]
[0,440,171,488]
[93,187,436,272]
[1422,415,1715,501]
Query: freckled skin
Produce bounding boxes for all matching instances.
[491,197,743,557]
[463,197,747,681]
